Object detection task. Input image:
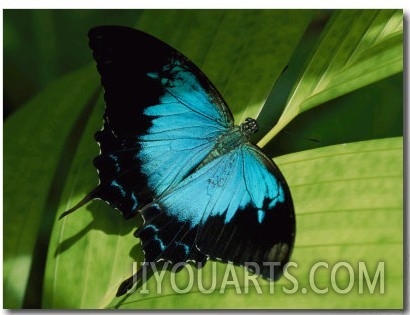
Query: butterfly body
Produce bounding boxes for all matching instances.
[195,118,256,171]
[61,25,295,296]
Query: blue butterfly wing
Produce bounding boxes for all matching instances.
[87,26,233,219]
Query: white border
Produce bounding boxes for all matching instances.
[0,0,409,9]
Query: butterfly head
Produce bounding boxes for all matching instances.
[240,117,258,137]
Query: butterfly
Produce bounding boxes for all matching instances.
[60,25,295,297]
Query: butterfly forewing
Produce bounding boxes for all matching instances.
[88,26,233,218]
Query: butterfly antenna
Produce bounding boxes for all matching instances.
[116,263,155,297]
[58,187,101,220]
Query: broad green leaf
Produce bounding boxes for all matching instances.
[107,137,403,309]
[3,65,99,308]
[41,10,313,309]
[259,9,403,147]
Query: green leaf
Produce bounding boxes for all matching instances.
[259,9,403,147]
[3,65,100,308]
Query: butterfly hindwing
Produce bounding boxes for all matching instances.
[87,26,233,218]
[196,144,295,280]
[135,204,207,264]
